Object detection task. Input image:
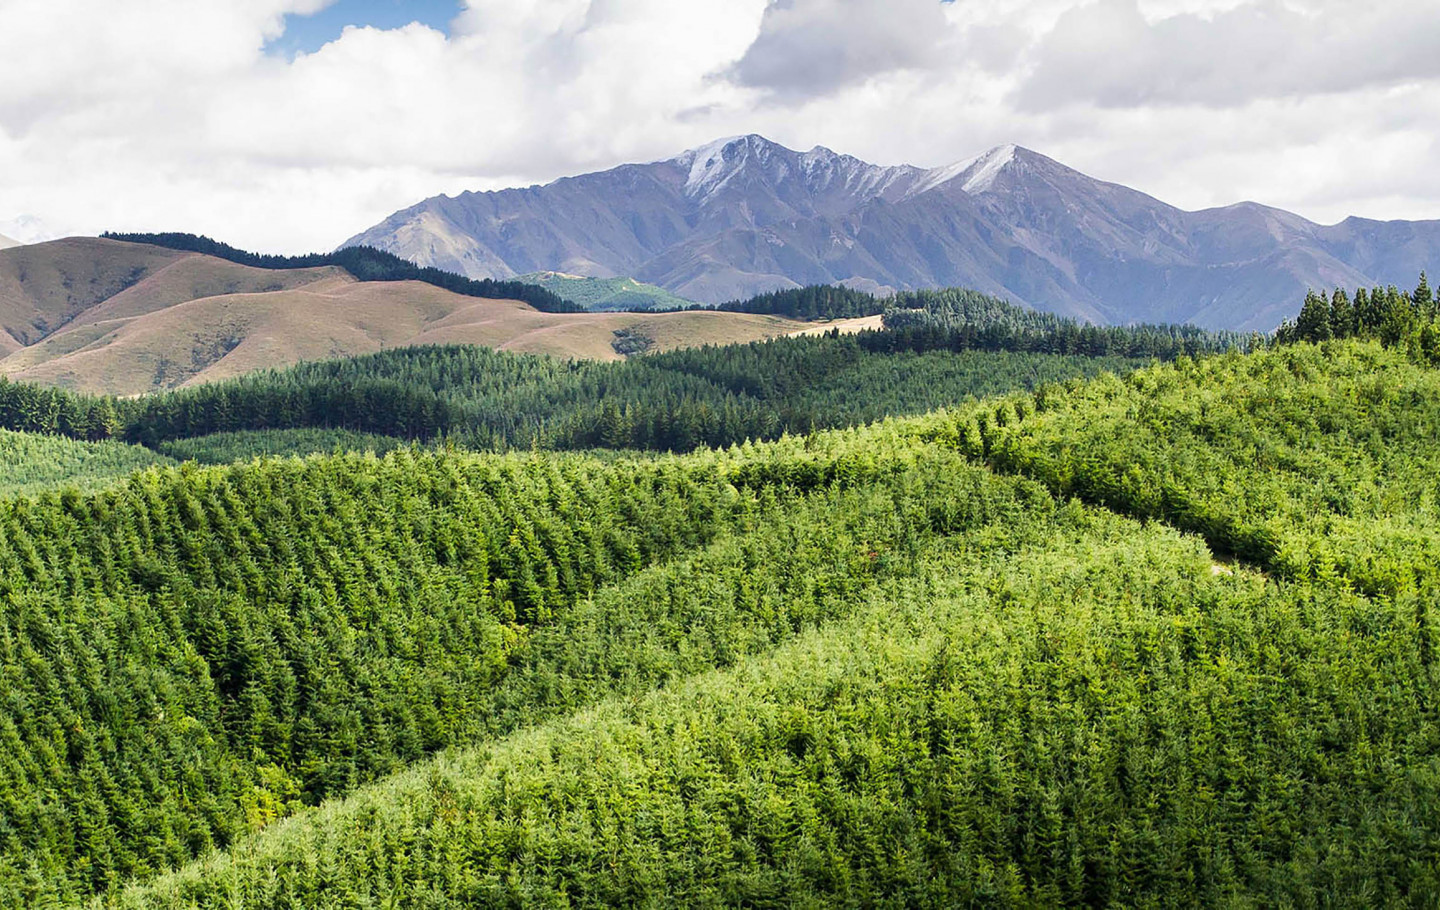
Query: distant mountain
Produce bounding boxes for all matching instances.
[0,214,63,246]
[344,135,1440,332]
[0,234,19,251]
[0,238,812,395]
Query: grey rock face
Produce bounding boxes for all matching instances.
[343,135,1440,332]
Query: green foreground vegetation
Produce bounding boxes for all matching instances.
[0,334,1433,905]
[118,502,1439,908]
[942,342,1440,598]
[1,274,1439,905]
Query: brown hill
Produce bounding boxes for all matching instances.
[0,238,811,396]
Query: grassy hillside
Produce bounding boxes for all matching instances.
[0,239,1250,399]
[517,272,699,311]
[0,242,818,395]
[0,238,186,349]
[103,232,583,314]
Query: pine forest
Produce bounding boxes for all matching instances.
[0,278,1438,907]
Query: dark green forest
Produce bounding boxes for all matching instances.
[0,338,1143,453]
[0,262,1253,456]
[878,286,1252,357]
[0,279,1438,906]
[663,282,1254,360]
[121,342,1144,452]
[713,284,885,319]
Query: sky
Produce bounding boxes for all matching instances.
[266,0,460,57]
[2,0,1438,252]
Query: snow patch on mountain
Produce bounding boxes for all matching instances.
[906,145,1019,199]
[676,135,751,199]
[961,144,1017,194]
[906,156,978,198]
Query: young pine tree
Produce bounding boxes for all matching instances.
[1329,288,1355,339]
[1294,290,1334,342]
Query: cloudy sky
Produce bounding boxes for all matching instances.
[3,0,1437,252]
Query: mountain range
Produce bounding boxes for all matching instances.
[345,135,1440,332]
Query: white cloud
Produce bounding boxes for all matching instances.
[727,0,956,100]
[1018,0,1440,110]
[1,0,1438,254]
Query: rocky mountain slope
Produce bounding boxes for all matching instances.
[345,135,1440,332]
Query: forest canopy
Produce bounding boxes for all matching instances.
[1,336,1438,905]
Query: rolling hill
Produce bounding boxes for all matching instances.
[345,134,1440,332]
[0,238,822,395]
[516,271,699,311]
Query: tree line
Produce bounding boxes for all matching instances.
[1277,272,1440,362]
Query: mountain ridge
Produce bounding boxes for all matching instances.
[344,135,1440,331]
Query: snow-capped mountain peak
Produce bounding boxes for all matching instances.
[673,134,785,200]
[671,135,921,204]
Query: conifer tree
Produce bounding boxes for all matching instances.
[1294,290,1334,342]
[1415,271,1434,315]
[1329,288,1355,338]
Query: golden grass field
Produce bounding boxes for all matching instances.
[0,238,821,395]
